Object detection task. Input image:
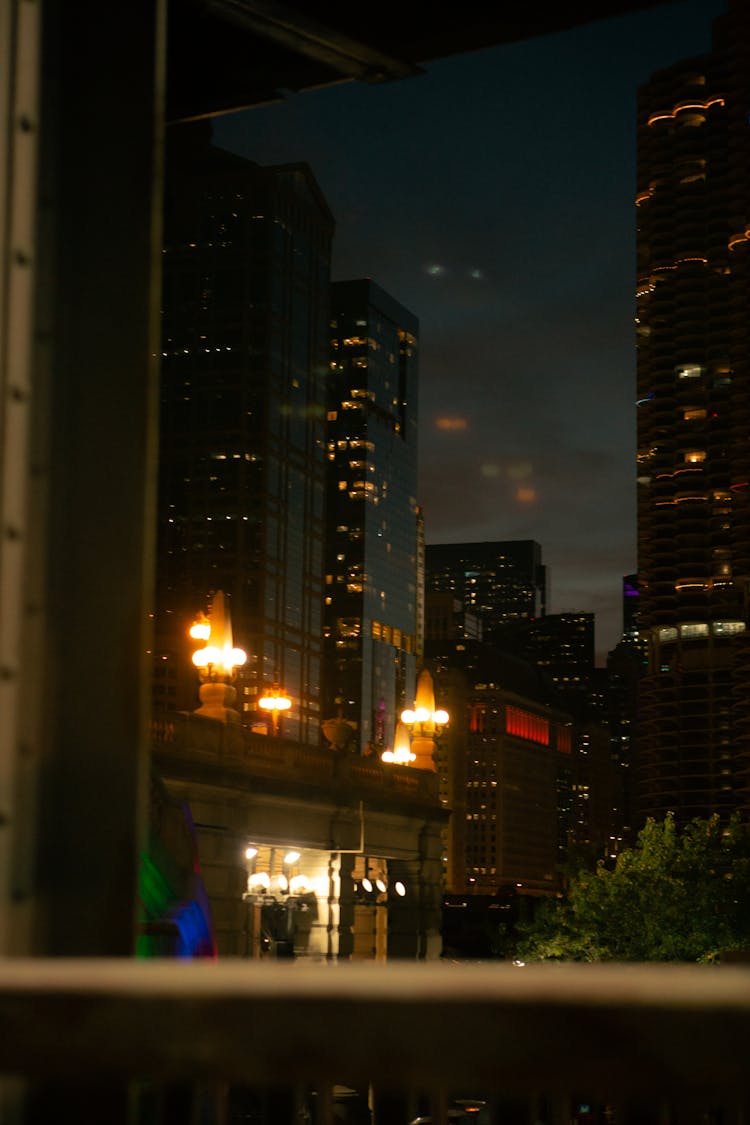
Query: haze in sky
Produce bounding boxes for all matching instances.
[213,0,726,661]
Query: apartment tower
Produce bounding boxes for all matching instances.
[635,2,750,820]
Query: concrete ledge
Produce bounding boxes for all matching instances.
[1,960,749,1102]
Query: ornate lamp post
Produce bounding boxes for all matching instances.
[399,667,449,771]
[258,683,292,735]
[189,591,246,723]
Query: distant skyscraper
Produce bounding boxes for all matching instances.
[635,2,750,820]
[425,540,547,639]
[519,612,596,716]
[156,127,334,743]
[622,574,640,647]
[323,279,420,753]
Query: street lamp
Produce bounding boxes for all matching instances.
[189,591,246,722]
[400,667,449,771]
[381,721,416,765]
[258,684,292,735]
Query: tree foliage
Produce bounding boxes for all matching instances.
[517,813,750,962]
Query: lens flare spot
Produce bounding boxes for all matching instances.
[508,461,534,481]
[480,463,501,478]
[436,416,468,431]
[424,263,446,277]
[516,486,537,504]
[468,268,485,280]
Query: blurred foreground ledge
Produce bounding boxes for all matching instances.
[0,959,749,1106]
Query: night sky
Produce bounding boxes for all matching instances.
[213,0,726,662]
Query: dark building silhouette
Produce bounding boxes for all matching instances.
[425,540,547,642]
[518,612,596,718]
[323,280,420,753]
[635,2,750,821]
[155,127,334,742]
[424,592,483,643]
[622,573,642,647]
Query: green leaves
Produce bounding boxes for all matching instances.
[518,813,750,963]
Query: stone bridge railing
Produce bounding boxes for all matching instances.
[151,711,440,807]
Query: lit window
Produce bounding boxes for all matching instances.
[676,364,703,379]
[714,621,745,636]
[680,623,709,639]
[683,408,707,420]
[684,450,706,463]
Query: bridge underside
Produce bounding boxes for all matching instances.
[153,714,447,958]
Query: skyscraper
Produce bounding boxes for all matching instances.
[635,2,750,820]
[323,280,420,753]
[156,127,334,743]
[518,612,596,717]
[425,540,547,641]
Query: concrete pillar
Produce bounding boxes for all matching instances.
[22,0,166,963]
[336,851,356,960]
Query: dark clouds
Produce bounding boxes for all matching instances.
[214,0,725,660]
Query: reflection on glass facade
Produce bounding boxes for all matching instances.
[323,280,419,753]
[156,127,334,743]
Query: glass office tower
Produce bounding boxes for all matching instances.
[156,127,334,743]
[323,280,420,753]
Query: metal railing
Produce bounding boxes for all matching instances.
[2,959,750,1124]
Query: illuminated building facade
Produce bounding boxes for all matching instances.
[323,280,420,753]
[425,540,547,640]
[156,127,334,743]
[427,642,573,896]
[635,3,750,821]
